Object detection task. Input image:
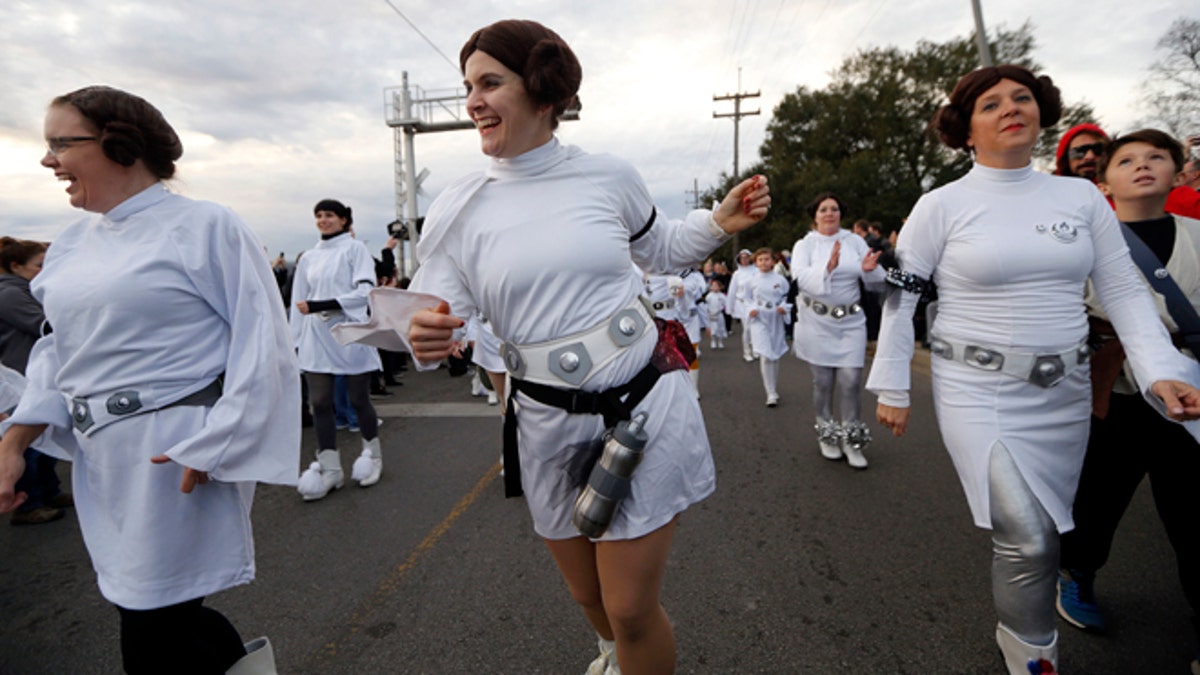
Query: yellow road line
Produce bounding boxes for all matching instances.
[306,463,502,667]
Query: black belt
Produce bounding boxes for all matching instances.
[501,363,661,498]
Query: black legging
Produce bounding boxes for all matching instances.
[116,597,245,674]
[305,371,377,449]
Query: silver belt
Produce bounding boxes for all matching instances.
[756,299,777,309]
[650,299,675,311]
[67,377,223,435]
[801,294,861,320]
[928,335,1090,388]
[500,299,653,387]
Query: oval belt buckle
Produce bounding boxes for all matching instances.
[830,305,847,319]
[812,302,828,316]
[500,342,527,379]
[963,345,1004,371]
[929,338,953,360]
[1029,355,1066,388]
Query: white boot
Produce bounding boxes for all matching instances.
[689,369,700,398]
[297,450,343,501]
[470,370,487,397]
[585,635,615,675]
[815,418,843,460]
[351,436,383,486]
[996,623,1058,674]
[842,420,871,470]
[226,637,276,675]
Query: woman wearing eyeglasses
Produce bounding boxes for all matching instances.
[868,65,1200,674]
[0,86,298,674]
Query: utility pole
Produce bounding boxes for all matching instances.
[684,178,701,211]
[971,0,994,67]
[714,68,760,255]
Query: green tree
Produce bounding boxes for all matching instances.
[707,23,1094,262]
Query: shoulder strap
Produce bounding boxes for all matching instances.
[1120,222,1200,355]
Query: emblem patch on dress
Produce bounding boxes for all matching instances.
[1035,222,1078,243]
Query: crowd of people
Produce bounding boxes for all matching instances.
[1,18,1199,675]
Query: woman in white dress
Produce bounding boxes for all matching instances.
[0,85,297,674]
[292,199,385,501]
[867,65,1200,674]
[791,192,884,468]
[405,20,770,674]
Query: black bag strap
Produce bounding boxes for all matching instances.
[1120,221,1200,356]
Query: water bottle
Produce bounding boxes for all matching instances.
[571,412,649,538]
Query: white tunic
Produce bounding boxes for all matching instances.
[791,229,885,367]
[680,269,707,344]
[290,233,382,375]
[409,138,720,541]
[746,270,791,360]
[642,273,686,323]
[705,291,729,338]
[866,163,1191,532]
[10,184,300,609]
[726,263,756,321]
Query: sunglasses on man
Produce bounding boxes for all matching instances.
[1068,142,1106,160]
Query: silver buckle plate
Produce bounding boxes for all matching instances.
[963,345,1004,371]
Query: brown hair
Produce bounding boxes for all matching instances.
[752,247,774,260]
[0,237,48,274]
[459,20,582,130]
[51,86,183,179]
[806,192,846,220]
[1098,129,1187,181]
[932,65,1063,151]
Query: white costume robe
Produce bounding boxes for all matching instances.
[727,263,756,322]
[290,233,382,375]
[680,270,707,345]
[402,138,720,541]
[866,164,1192,532]
[642,273,686,324]
[747,270,791,360]
[9,185,300,609]
[791,229,885,368]
[705,291,729,339]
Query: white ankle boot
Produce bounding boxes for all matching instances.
[298,450,343,501]
[842,420,871,470]
[996,623,1057,674]
[815,418,843,460]
[585,635,615,675]
[226,637,276,675]
[352,436,383,486]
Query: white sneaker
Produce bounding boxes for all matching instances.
[766,394,779,407]
[487,390,499,405]
[585,636,615,675]
[298,450,343,501]
[352,437,383,486]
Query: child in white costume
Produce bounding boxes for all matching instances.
[746,248,792,406]
[705,279,729,349]
[350,20,771,674]
[791,192,885,469]
[727,249,757,362]
[291,199,384,501]
[0,85,297,674]
[869,66,1200,674]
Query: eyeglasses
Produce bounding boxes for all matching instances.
[45,136,98,156]
[1068,142,1106,160]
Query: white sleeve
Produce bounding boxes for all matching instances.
[164,208,302,485]
[791,236,832,296]
[865,194,945,407]
[333,243,377,312]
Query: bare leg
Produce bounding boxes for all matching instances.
[544,537,613,640]
[596,518,679,675]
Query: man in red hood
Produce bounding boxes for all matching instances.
[1056,123,1200,218]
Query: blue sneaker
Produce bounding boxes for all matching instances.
[1056,568,1106,633]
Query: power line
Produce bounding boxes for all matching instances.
[381,0,460,75]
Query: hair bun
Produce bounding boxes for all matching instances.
[100,120,146,168]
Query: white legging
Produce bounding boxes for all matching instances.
[988,440,1058,645]
[809,364,862,423]
[759,356,779,397]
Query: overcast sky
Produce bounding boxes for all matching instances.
[1,0,1192,261]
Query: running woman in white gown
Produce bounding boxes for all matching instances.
[0,86,297,674]
[867,65,1200,674]
[402,20,771,675]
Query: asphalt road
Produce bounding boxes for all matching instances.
[1,328,1193,673]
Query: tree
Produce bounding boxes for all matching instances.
[706,23,1095,261]
[1139,18,1200,140]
